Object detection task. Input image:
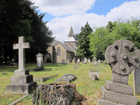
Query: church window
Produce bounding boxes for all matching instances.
[57,47,61,56]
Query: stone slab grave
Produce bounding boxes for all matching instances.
[6,36,37,94]
[89,69,99,80]
[36,53,44,70]
[34,74,58,82]
[54,74,76,83]
[32,83,86,105]
[98,40,140,105]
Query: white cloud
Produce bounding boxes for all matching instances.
[31,0,95,16]
[48,14,108,42]
[106,0,140,21]
[31,0,140,42]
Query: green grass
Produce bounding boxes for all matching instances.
[0,62,140,105]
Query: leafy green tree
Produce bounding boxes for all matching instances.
[89,19,140,59]
[76,22,93,58]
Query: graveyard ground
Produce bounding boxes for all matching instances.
[0,62,140,105]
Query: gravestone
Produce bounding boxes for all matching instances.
[134,66,140,95]
[62,59,65,64]
[67,59,70,65]
[36,53,44,70]
[88,58,90,63]
[84,57,87,63]
[54,74,76,83]
[93,57,97,64]
[6,36,37,94]
[98,40,139,105]
[77,59,80,63]
[98,59,101,63]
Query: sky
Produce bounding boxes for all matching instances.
[31,0,140,42]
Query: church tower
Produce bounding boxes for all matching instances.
[64,26,78,47]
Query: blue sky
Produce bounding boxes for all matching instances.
[31,0,140,42]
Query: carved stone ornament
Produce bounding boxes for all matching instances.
[105,40,140,84]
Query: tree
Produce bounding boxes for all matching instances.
[89,19,140,59]
[0,0,54,63]
[76,22,93,58]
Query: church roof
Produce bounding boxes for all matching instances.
[51,40,75,52]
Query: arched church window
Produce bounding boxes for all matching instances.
[57,47,61,56]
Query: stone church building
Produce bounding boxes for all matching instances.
[44,26,78,63]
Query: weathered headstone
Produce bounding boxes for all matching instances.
[98,59,101,63]
[36,53,44,70]
[54,74,76,83]
[6,36,37,94]
[98,40,139,105]
[88,58,90,63]
[67,59,70,65]
[62,59,65,64]
[84,57,87,63]
[77,59,80,63]
[93,56,97,64]
[134,66,140,95]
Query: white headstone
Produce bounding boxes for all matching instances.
[98,59,101,63]
[13,36,30,70]
[84,57,87,63]
[88,58,90,63]
[36,53,44,70]
[77,59,80,62]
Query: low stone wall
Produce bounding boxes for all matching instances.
[33,74,58,82]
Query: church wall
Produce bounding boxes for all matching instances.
[55,43,66,63]
[66,51,73,62]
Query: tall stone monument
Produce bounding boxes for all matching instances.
[6,36,37,94]
[36,53,44,70]
[98,40,139,105]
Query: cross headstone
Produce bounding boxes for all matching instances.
[98,40,139,105]
[13,36,30,71]
[6,36,37,94]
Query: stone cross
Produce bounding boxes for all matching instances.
[13,36,30,70]
[105,40,140,85]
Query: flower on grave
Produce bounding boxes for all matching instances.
[76,84,79,86]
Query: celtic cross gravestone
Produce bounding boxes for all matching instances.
[6,36,37,94]
[98,40,139,105]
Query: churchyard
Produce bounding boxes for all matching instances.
[0,62,140,105]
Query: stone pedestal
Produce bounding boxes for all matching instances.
[98,81,137,105]
[6,70,37,94]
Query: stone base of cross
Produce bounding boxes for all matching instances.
[6,36,37,94]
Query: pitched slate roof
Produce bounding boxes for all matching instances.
[51,40,75,52]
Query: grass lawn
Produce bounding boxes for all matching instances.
[0,62,140,105]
